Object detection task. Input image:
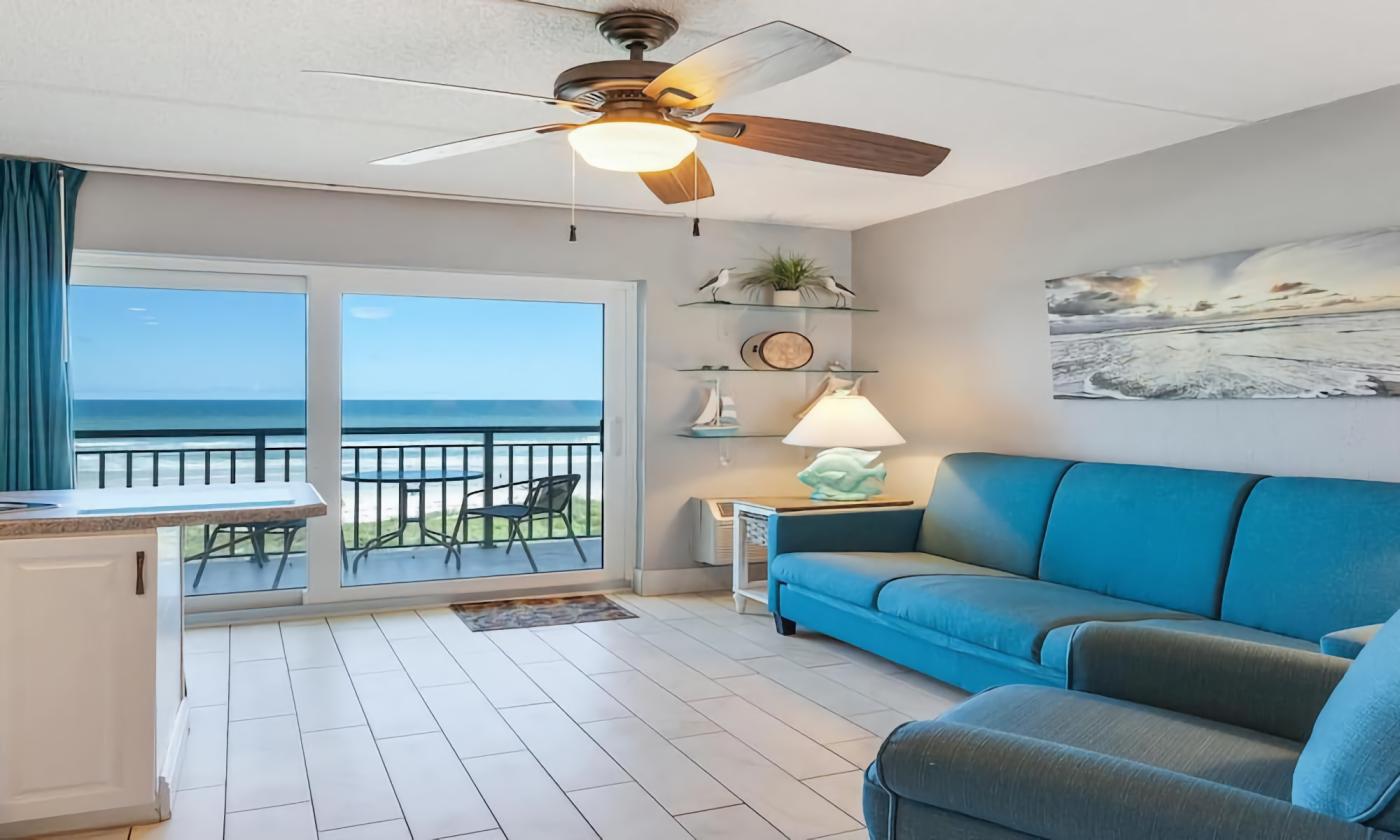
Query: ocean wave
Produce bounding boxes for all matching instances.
[1051,310,1400,399]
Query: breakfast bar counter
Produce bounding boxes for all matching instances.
[0,481,327,537]
[0,482,326,838]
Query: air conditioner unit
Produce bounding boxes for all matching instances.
[692,497,768,567]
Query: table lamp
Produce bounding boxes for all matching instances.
[783,393,905,500]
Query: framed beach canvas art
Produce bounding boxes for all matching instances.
[1045,227,1400,399]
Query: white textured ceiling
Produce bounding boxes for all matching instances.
[3,0,1400,229]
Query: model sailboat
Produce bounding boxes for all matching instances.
[690,380,740,436]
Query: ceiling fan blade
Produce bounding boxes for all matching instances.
[638,154,715,204]
[304,70,593,111]
[643,22,848,111]
[697,114,950,176]
[372,124,573,166]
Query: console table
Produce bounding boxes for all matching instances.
[729,496,914,613]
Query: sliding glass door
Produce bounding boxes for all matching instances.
[69,255,637,611]
[337,294,605,588]
[68,266,309,609]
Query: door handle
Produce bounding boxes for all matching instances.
[609,417,623,457]
[135,550,146,595]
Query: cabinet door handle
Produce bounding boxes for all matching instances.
[135,551,146,595]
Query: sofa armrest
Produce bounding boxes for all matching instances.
[1320,623,1382,659]
[873,720,1372,840]
[765,507,923,560]
[1067,623,1350,742]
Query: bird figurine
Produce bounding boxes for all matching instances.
[697,267,736,303]
[822,276,856,308]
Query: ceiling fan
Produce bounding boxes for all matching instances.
[306,9,950,205]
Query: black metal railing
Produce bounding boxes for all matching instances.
[73,424,604,560]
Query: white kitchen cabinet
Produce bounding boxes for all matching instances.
[0,482,323,837]
[0,530,183,835]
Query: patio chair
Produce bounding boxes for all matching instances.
[187,520,305,590]
[451,474,587,572]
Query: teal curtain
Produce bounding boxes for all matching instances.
[0,159,86,491]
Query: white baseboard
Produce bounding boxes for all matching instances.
[632,565,731,596]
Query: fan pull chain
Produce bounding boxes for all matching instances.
[569,148,578,242]
[691,154,701,237]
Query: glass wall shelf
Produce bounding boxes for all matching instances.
[677,367,878,374]
[678,301,876,313]
[674,431,786,439]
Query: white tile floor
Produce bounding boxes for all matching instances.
[44,592,968,840]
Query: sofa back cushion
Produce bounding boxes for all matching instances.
[1293,609,1400,825]
[915,453,1074,576]
[1224,476,1400,642]
[1038,462,1260,616]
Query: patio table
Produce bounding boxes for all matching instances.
[342,468,483,572]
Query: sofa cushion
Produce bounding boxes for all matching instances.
[1225,476,1400,643]
[1293,609,1400,824]
[1038,462,1260,615]
[915,453,1075,576]
[875,576,1191,662]
[770,551,1014,609]
[1320,625,1382,659]
[1039,617,1320,674]
[940,684,1302,799]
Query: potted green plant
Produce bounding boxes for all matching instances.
[741,250,826,306]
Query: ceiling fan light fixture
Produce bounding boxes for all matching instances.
[567,118,697,173]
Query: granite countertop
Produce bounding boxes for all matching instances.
[0,482,327,538]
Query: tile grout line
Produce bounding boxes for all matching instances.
[275,620,321,838]
[570,620,802,840]
[325,617,413,835]
[470,617,607,837]
[461,600,734,840]
[218,626,231,839]
[672,617,900,728]
[410,607,553,836]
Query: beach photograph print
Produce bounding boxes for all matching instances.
[1046,228,1400,399]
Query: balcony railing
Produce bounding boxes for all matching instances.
[73,424,604,560]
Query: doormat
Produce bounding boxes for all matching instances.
[451,594,636,631]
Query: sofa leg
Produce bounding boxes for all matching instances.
[774,614,796,636]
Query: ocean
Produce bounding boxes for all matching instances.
[1050,309,1400,400]
[74,399,604,433]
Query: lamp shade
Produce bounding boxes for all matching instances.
[783,394,905,449]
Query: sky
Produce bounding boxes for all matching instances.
[69,286,603,401]
[1045,228,1400,335]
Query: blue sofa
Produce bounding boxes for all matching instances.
[767,452,1400,692]
[863,612,1400,838]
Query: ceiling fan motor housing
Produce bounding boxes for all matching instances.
[553,60,671,110]
[554,10,681,111]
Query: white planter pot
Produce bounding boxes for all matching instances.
[772,290,802,307]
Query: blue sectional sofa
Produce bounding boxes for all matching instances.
[864,612,1400,839]
[767,452,1400,692]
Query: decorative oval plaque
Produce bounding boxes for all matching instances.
[741,331,815,370]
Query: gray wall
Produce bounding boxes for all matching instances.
[75,174,852,581]
[855,84,1400,502]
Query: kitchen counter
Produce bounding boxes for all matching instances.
[0,481,327,837]
[0,482,326,538]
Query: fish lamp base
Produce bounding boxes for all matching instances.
[796,447,887,501]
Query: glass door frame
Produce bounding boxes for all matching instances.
[69,251,311,615]
[70,252,640,611]
[305,263,638,606]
